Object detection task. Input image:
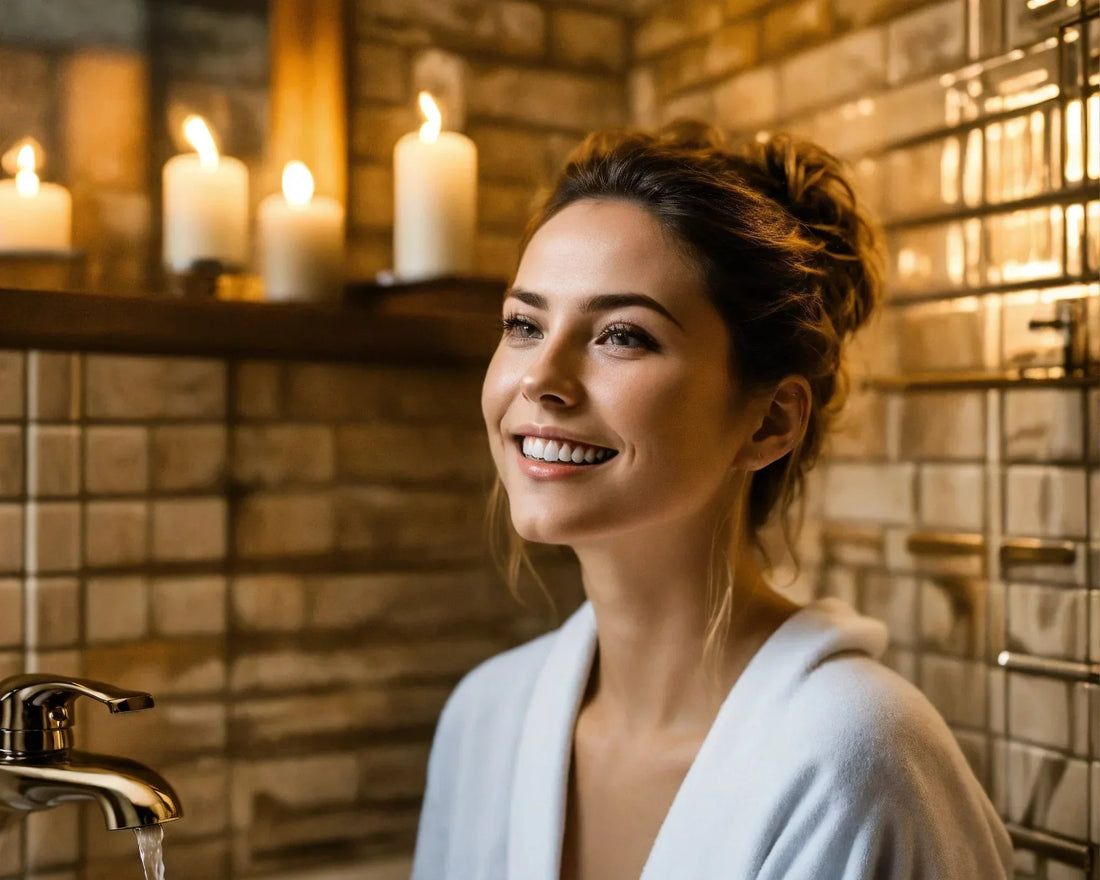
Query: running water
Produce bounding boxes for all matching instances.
[134,825,166,880]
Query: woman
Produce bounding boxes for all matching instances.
[411,120,1012,880]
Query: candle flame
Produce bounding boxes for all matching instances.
[282,160,314,207]
[183,115,219,171]
[418,91,442,144]
[14,143,38,197]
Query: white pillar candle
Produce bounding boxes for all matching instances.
[393,92,477,281]
[259,161,345,303]
[162,116,249,272]
[0,143,72,252]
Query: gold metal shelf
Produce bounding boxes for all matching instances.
[864,366,1099,392]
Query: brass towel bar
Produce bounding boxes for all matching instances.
[997,651,1100,685]
[1006,823,1093,869]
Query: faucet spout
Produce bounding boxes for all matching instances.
[0,751,182,830]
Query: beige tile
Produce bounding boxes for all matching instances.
[778,26,887,117]
[30,424,81,497]
[27,351,79,421]
[1006,584,1088,662]
[61,49,148,190]
[0,504,23,573]
[152,575,226,636]
[859,572,918,646]
[898,391,985,460]
[233,361,281,418]
[31,501,81,573]
[1004,389,1085,461]
[236,492,335,558]
[84,500,147,568]
[550,8,625,72]
[85,638,226,697]
[1004,466,1088,539]
[84,703,226,769]
[0,350,25,419]
[85,355,225,419]
[84,426,148,494]
[230,754,358,829]
[1008,673,1071,751]
[231,574,306,632]
[0,425,23,498]
[233,425,335,487]
[886,0,964,85]
[918,463,984,530]
[0,578,23,647]
[85,576,148,642]
[0,808,22,874]
[335,487,486,558]
[150,424,227,491]
[151,498,226,562]
[358,742,432,800]
[821,462,916,524]
[27,577,80,648]
[920,654,986,728]
[919,575,985,657]
[24,800,79,870]
[336,424,491,484]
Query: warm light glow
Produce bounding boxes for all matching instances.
[183,115,219,171]
[1065,99,1084,182]
[14,143,38,198]
[1088,95,1099,179]
[418,92,442,144]
[282,160,314,207]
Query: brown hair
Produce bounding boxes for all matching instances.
[487,119,885,668]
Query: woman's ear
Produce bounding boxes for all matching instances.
[732,376,811,471]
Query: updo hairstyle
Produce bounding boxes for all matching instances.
[488,119,885,651]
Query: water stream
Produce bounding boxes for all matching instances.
[134,825,166,880]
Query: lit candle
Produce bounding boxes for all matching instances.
[258,160,344,303]
[162,116,249,272]
[0,143,72,252]
[393,92,477,281]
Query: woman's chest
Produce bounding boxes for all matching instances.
[558,729,703,880]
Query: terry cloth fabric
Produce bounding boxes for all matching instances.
[411,597,1014,880]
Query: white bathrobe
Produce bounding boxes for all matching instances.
[411,598,1014,880]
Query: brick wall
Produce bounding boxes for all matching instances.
[630,0,1098,876]
[0,350,583,880]
[346,0,630,280]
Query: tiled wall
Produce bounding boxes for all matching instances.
[629,0,1098,876]
[0,350,582,880]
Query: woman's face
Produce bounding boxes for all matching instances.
[481,198,759,547]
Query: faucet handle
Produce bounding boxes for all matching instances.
[0,674,154,755]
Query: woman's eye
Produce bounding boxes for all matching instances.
[598,324,658,350]
[501,315,541,339]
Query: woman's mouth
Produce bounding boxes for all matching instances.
[515,435,618,466]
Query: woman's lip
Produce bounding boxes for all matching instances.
[512,438,614,480]
[510,424,615,451]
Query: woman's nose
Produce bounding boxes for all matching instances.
[520,341,582,407]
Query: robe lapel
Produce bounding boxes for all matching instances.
[508,602,598,880]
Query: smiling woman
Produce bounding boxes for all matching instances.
[411,120,1014,880]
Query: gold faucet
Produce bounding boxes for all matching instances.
[0,674,183,830]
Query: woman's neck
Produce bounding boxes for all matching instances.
[572,524,798,742]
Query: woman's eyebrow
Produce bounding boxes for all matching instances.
[504,287,684,330]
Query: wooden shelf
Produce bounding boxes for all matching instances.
[0,277,507,365]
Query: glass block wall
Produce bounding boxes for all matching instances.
[632,0,1097,876]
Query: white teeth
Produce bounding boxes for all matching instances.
[520,436,614,465]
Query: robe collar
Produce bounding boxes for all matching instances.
[505,598,887,880]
